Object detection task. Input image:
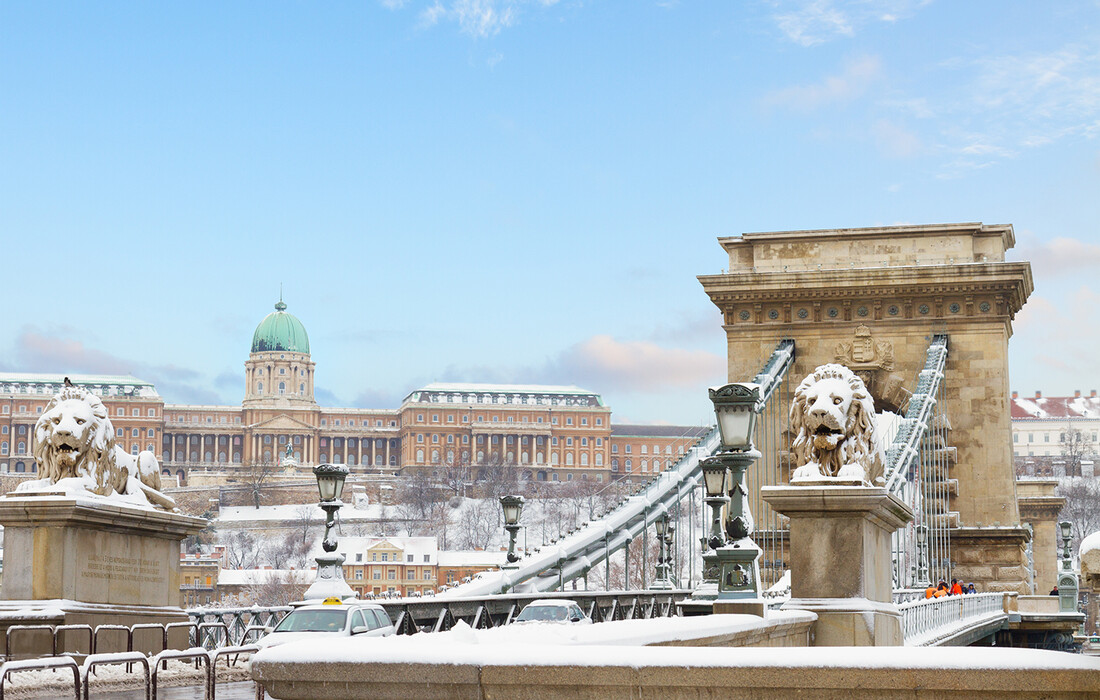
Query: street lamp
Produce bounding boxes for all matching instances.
[652,513,673,590]
[916,524,930,587]
[303,463,354,601]
[699,383,765,607]
[1057,521,1080,614]
[501,495,525,568]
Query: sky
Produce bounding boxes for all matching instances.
[1,1,1098,425]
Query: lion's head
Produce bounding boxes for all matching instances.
[789,363,882,484]
[33,386,116,495]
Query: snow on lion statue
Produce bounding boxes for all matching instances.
[13,379,176,510]
[789,363,884,486]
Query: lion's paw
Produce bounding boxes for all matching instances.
[791,463,823,481]
[836,464,867,482]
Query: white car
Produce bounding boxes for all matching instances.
[513,599,591,624]
[254,602,395,649]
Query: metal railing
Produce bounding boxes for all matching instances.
[899,592,1006,646]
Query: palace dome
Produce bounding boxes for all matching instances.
[251,301,310,354]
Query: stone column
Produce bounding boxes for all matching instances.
[761,485,913,646]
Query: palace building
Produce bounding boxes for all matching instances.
[0,301,707,484]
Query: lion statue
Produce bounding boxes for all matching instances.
[15,381,174,510]
[789,363,884,485]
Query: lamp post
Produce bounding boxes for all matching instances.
[303,463,355,601]
[652,513,673,590]
[915,524,930,588]
[501,495,525,569]
[1057,521,1079,614]
[692,383,765,611]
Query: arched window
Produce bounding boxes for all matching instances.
[299,383,305,393]
[432,450,439,462]
[162,450,170,461]
[581,453,589,466]
[263,450,272,461]
[16,442,25,454]
[641,460,648,472]
[176,451,183,461]
[347,455,356,465]
[416,449,424,462]
[278,382,286,394]
[611,458,619,471]
[625,459,632,472]
[15,461,25,472]
[233,451,241,463]
[565,453,574,466]
[257,382,263,393]
[477,450,485,462]
[189,451,198,461]
[552,453,559,465]
[595,454,603,466]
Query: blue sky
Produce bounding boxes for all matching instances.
[1,1,1098,424]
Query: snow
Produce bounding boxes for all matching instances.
[1081,530,1100,559]
[254,621,1100,671]
[216,502,379,523]
[1014,398,1048,419]
[217,568,312,586]
[0,654,251,698]
[11,476,158,510]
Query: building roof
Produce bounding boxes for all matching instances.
[217,568,312,586]
[611,424,712,438]
[436,550,506,567]
[404,383,605,407]
[251,300,310,354]
[1011,393,1100,421]
[0,373,159,398]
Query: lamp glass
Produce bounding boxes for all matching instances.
[716,407,756,451]
[501,495,524,526]
[655,516,668,537]
[1060,521,1072,539]
[701,462,728,497]
[313,464,349,502]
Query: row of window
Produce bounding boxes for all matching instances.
[611,458,674,472]
[1013,431,1099,443]
[118,427,156,438]
[412,448,605,467]
[172,415,243,424]
[349,568,434,581]
[612,443,683,455]
[414,412,603,427]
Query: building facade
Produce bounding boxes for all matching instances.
[0,301,705,484]
[1011,390,1100,476]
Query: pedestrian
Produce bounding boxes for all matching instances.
[1050,586,1059,596]
[950,578,963,596]
[925,582,937,599]
[934,581,949,598]
[966,583,976,594]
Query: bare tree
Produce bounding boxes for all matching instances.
[440,452,472,498]
[1058,477,1100,553]
[222,530,262,569]
[1061,425,1089,477]
[238,460,278,509]
[266,531,314,569]
[245,571,310,607]
[456,498,498,550]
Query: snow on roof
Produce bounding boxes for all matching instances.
[218,569,311,586]
[1011,394,1100,420]
[0,372,159,398]
[436,550,506,567]
[216,503,378,523]
[611,424,711,438]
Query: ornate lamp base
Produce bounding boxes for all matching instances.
[304,552,355,601]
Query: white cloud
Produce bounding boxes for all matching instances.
[872,118,922,157]
[1013,235,1100,278]
[415,0,557,38]
[770,0,929,46]
[1012,287,1100,393]
[761,55,882,111]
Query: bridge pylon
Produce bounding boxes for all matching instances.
[700,223,1035,594]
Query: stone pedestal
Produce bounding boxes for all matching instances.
[761,485,912,646]
[0,494,206,655]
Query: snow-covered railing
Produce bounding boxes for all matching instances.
[437,340,796,598]
[883,334,948,495]
[900,592,1006,646]
[187,606,291,648]
[438,427,721,597]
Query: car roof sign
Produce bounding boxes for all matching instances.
[322,596,343,605]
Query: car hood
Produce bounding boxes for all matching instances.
[255,630,346,649]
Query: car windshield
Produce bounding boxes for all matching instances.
[274,609,348,633]
[516,605,569,622]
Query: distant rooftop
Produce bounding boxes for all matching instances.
[404,383,604,408]
[0,372,159,398]
[612,424,712,438]
[1011,391,1100,420]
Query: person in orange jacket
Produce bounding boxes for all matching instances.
[950,578,963,596]
[934,581,949,598]
[925,583,937,599]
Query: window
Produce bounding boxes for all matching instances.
[611,444,618,453]
[133,408,139,416]
[625,459,632,471]
[1013,434,1019,443]
[581,438,588,446]
[625,445,632,454]
[148,408,156,417]
[382,553,389,562]
[417,414,424,423]
[581,418,588,426]
[596,418,603,426]
[116,428,124,437]
[278,382,286,394]
[131,428,139,437]
[641,445,648,454]
[566,418,573,426]
[117,408,125,416]
[432,414,440,423]
[596,438,602,446]
[423,555,430,562]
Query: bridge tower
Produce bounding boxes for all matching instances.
[699,223,1034,593]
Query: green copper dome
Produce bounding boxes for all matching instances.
[251,301,310,353]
